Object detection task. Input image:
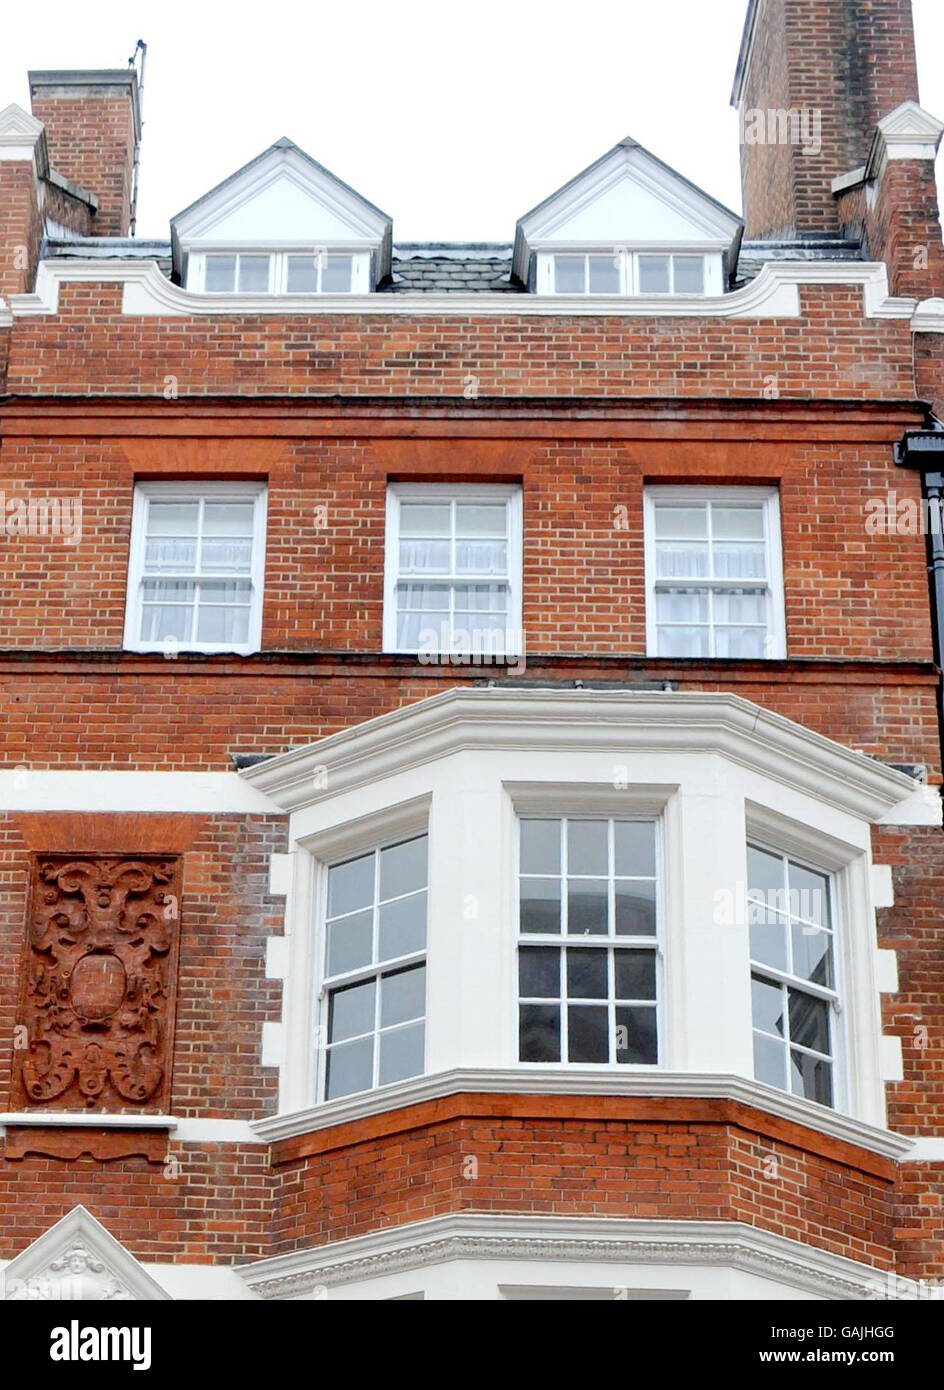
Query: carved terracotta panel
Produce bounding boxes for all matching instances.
[11,854,182,1113]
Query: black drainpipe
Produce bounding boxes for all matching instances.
[894,429,944,806]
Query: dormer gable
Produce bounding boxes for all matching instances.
[171,138,392,294]
[513,138,742,296]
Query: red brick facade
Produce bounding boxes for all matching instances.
[1,0,943,1299]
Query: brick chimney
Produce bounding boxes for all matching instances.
[732,0,921,239]
[28,69,141,237]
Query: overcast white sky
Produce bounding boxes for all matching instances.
[2,0,943,242]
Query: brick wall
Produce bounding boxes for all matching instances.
[737,0,920,236]
[0,162,41,298]
[29,76,138,237]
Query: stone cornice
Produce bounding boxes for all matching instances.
[236,1212,900,1300]
[5,257,914,321]
[239,686,919,821]
[249,1066,914,1162]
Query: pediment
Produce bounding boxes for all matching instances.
[171,139,392,275]
[2,1205,170,1300]
[514,139,741,281]
[877,100,944,142]
[0,102,47,160]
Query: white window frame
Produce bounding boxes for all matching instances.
[644,485,786,659]
[536,249,723,297]
[383,482,524,656]
[747,839,843,1111]
[123,480,267,655]
[186,248,370,294]
[515,812,665,1071]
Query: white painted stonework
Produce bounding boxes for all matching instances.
[0,1206,169,1301]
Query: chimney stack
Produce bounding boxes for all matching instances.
[28,69,141,237]
[732,0,921,239]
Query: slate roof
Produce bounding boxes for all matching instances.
[41,235,867,293]
[380,244,521,293]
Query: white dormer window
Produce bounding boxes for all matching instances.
[190,250,365,295]
[542,250,713,296]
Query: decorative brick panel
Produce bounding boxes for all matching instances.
[11,853,183,1112]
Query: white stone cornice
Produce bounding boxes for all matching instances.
[249,1065,913,1160]
[913,297,944,334]
[5,257,914,321]
[235,1212,904,1300]
[239,687,919,823]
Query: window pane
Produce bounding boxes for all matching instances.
[788,989,830,1055]
[144,537,198,573]
[656,589,710,623]
[325,1036,373,1099]
[520,877,561,933]
[327,909,373,977]
[520,820,560,875]
[588,255,620,294]
[713,626,768,659]
[554,257,585,293]
[455,503,506,537]
[614,822,656,877]
[712,590,767,625]
[568,1005,608,1062]
[615,950,656,1000]
[378,891,426,961]
[792,923,833,989]
[238,256,270,292]
[519,946,560,998]
[567,820,608,876]
[328,979,375,1043]
[399,504,451,538]
[655,542,710,579]
[567,879,608,935]
[753,1031,786,1090]
[751,974,786,1037]
[452,583,508,613]
[195,600,251,645]
[519,1003,560,1061]
[790,1049,832,1106]
[788,863,830,928]
[379,1021,424,1085]
[286,256,318,292]
[203,501,255,537]
[566,948,607,999]
[322,255,353,292]
[147,502,199,536]
[328,852,374,918]
[614,879,656,936]
[712,543,766,580]
[712,507,765,540]
[379,836,427,901]
[399,540,451,573]
[140,601,194,643]
[380,964,425,1027]
[455,540,507,575]
[200,538,253,573]
[638,255,670,293]
[615,1005,657,1063]
[654,506,708,539]
[204,255,236,291]
[672,256,705,293]
[747,846,789,970]
[656,626,711,658]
